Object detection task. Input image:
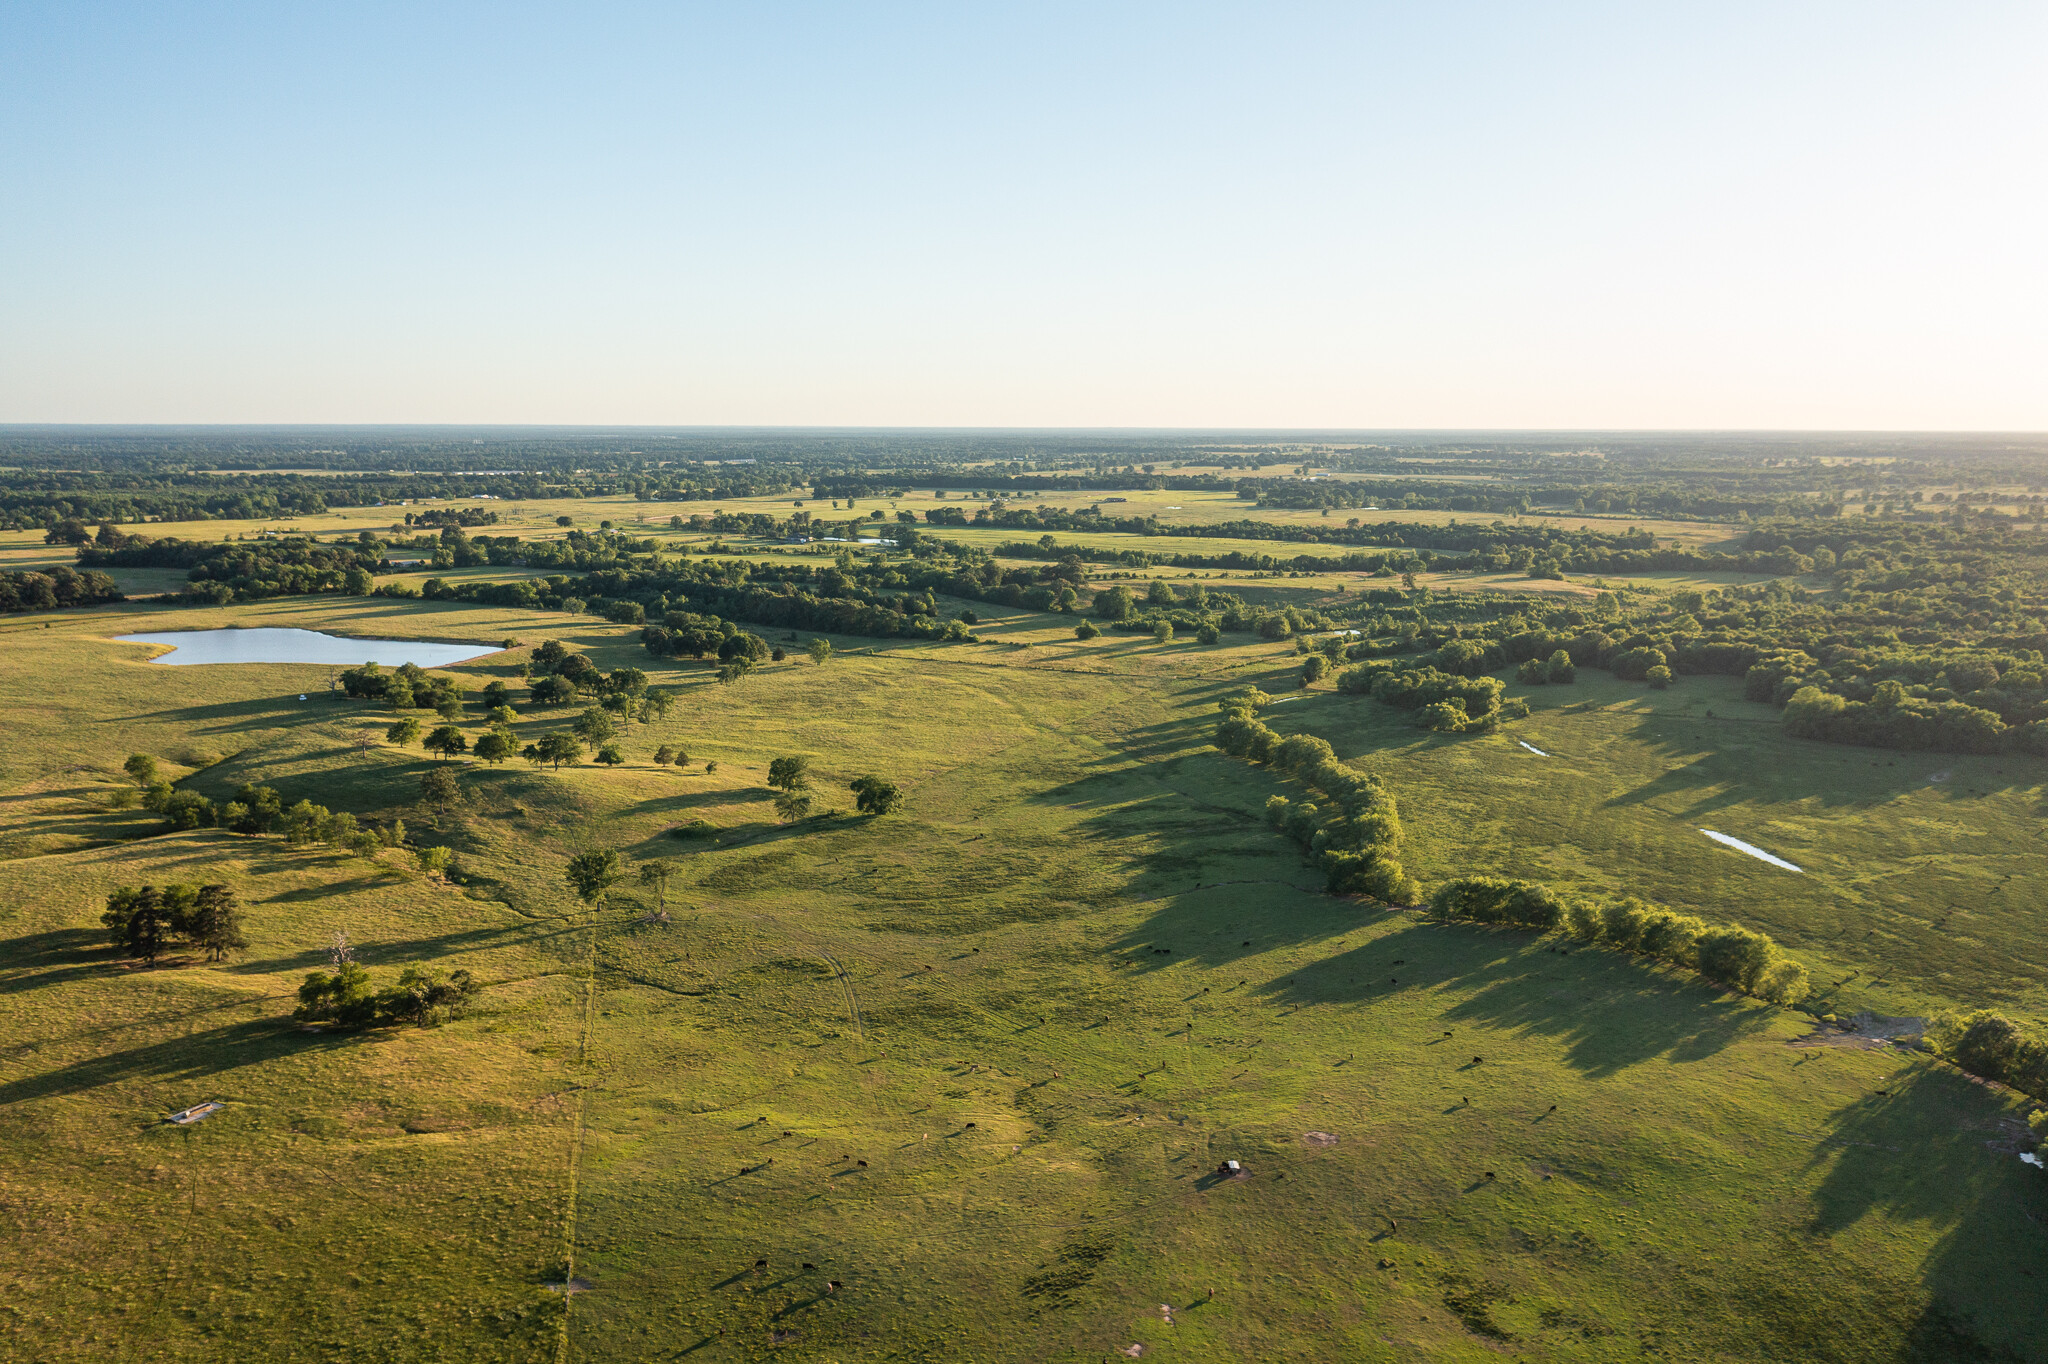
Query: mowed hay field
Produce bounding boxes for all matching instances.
[0,600,2043,1362]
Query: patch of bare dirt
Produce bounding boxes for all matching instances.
[1788,1012,1924,1050]
[1788,1024,1888,1050]
[1302,1131,1338,1147]
[1847,1011,1927,1042]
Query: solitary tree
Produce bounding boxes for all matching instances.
[536,732,584,769]
[530,675,577,706]
[637,688,675,723]
[387,716,423,747]
[123,754,158,787]
[573,707,619,746]
[473,730,515,765]
[653,744,678,765]
[415,845,454,879]
[850,775,903,817]
[565,849,622,906]
[716,657,754,685]
[637,859,676,915]
[595,743,625,766]
[806,638,833,666]
[419,767,462,817]
[424,725,468,761]
[773,790,814,823]
[767,756,812,792]
[1074,621,1099,640]
[1152,620,1174,645]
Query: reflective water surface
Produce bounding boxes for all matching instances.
[116,627,498,667]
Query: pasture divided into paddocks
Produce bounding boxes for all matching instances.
[0,598,2042,1362]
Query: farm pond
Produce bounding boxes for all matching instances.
[115,628,499,668]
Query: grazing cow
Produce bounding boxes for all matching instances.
[1548,1105,1557,1112]
[827,1280,841,1293]
[802,1262,816,1271]
[755,1258,768,1269]
[857,1159,868,1168]
[1472,1056,1483,1065]
[964,1122,977,1129]
[1242,940,1251,946]
[1393,960,1405,965]
[1483,1172,1496,1181]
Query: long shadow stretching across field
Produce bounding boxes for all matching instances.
[0,1016,364,1107]
[1251,921,1777,1075]
[228,920,559,976]
[1602,710,2036,816]
[0,927,119,997]
[1770,1066,2041,1362]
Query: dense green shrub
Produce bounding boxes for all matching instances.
[1433,877,1811,1005]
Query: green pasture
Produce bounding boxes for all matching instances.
[0,599,2041,1362]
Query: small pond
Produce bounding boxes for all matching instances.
[116,628,499,668]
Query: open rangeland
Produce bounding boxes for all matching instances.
[0,599,2042,1362]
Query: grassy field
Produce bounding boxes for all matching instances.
[0,598,2043,1362]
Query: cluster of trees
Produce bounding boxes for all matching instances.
[81,533,382,602]
[407,506,499,527]
[0,565,123,612]
[411,552,966,644]
[295,961,481,1029]
[639,612,779,682]
[763,757,902,821]
[1213,690,1416,901]
[1782,684,2013,754]
[1426,877,1812,1004]
[101,883,247,964]
[340,661,469,714]
[1928,1009,2048,1106]
[1514,650,1577,684]
[122,754,441,865]
[1334,662,1527,733]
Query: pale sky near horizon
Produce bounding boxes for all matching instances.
[3,3,2044,429]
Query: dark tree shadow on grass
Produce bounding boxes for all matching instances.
[0,928,120,997]
[0,1016,365,1108]
[227,920,558,977]
[1248,922,1777,1076]
[1691,1064,2042,1363]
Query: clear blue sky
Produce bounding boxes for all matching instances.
[3,2,2043,427]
